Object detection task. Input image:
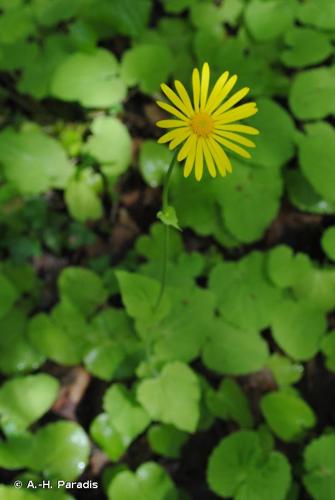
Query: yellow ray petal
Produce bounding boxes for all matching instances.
[156,100,189,121]
[169,128,191,149]
[207,137,232,175]
[212,87,250,117]
[213,130,256,148]
[216,124,260,135]
[184,138,197,178]
[200,62,210,111]
[215,103,258,125]
[161,83,192,117]
[178,133,197,162]
[203,138,216,177]
[192,68,201,113]
[156,119,189,129]
[158,128,189,144]
[213,134,252,159]
[174,80,194,117]
[195,137,204,181]
[205,71,229,114]
[206,74,238,114]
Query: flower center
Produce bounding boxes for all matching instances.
[191,112,214,137]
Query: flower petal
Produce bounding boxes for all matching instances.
[215,103,258,125]
[178,133,197,162]
[195,138,204,181]
[213,130,256,148]
[216,124,260,135]
[212,134,252,159]
[200,62,210,111]
[161,83,192,117]
[205,71,229,114]
[206,74,237,114]
[213,87,250,117]
[192,68,201,112]
[175,80,194,117]
[156,119,189,129]
[156,100,189,121]
[207,137,232,175]
[203,138,216,177]
[183,138,197,178]
[169,128,191,149]
[158,128,189,144]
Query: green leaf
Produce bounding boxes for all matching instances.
[101,0,152,37]
[0,309,44,375]
[206,378,254,428]
[292,266,335,313]
[321,227,335,261]
[303,434,335,500]
[31,421,90,481]
[249,99,296,170]
[137,361,200,432]
[107,462,178,500]
[28,301,90,365]
[209,252,281,331]
[58,267,108,317]
[297,123,335,204]
[271,299,326,361]
[65,169,103,222]
[266,354,303,387]
[0,486,37,500]
[298,0,335,30]
[290,69,335,120]
[0,6,35,44]
[152,288,215,364]
[0,374,59,434]
[148,424,188,458]
[163,0,196,14]
[0,128,73,195]
[116,271,171,325]
[202,319,269,375]
[84,308,140,381]
[321,331,335,372]
[90,413,126,462]
[245,0,297,41]
[207,430,291,499]
[261,390,316,441]
[0,273,19,319]
[266,245,312,288]
[286,169,335,214]
[139,141,173,188]
[121,44,173,94]
[0,432,33,470]
[51,49,127,108]
[32,0,82,27]
[103,384,150,445]
[85,116,131,174]
[157,206,180,230]
[281,28,332,68]
[135,223,183,262]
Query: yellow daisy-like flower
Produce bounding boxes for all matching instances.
[156,62,260,181]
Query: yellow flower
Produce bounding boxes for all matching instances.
[156,63,260,181]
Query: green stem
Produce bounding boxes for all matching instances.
[154,149,179,311]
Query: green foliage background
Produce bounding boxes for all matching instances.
[0,0,335,499]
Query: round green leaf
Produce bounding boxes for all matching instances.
[31,421,90,481]
[65,171,103,222]
[321,227,335,261]
[290,68,335,120]
[271,299,326,360]
[304,434,335,500]
[51,49,127,108]
[90,413,126,461]
[261,390,316,441]
[0,128,73,195]
[148,424,188,458]
[108,462,178,500]
[121,44,173,94]
[0,374,59,434]
[137,361,200,432]
[85,116,131,174]
[245,0,297,41]
[207,430,291,499]
[298,0,335,30]
[281,28,332,68]
[139,140,173,187]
